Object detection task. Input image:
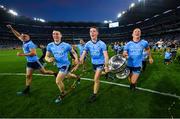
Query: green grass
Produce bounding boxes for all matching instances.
[0,48,180,118]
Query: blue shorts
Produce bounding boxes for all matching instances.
[127,66,141,74]
[164,59,171,63]
[58,65,71,74]
[93,64,104,71]
[27,60,43,69]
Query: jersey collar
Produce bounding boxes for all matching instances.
[23,40,31,44]
[54,41,62,46]
[91,39,99,44]
[132,39,141,43]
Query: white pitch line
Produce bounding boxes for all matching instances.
[0,73,180,100]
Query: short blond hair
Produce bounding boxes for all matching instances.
[53,30,62,35]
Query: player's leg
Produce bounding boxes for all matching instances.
[37,60,57,77]
[17,67,33,95]
[89,65,103,103]
[93,69,102,94]
[128,73,132,83]
[66,72,81,86]
[130,72,140,91]
[39,67,57,76]
[54,72,66,103]
[127,67,132,83]
[54,66,71,103]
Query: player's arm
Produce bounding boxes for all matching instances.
[80,51,87,64]
[123,44,128,58]
[45,51,54,63]
[145,47,153,64]
[103,51,109,72]
[123,51,128,58]
[71,48,79,64]
[6,25,23,41]
[17,48,36,56]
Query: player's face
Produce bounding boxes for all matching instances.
[20,34,30,41]
[132,28,141,39]
[80,39,84,44]
[52,31,62,42]
[90,28,98,40]
[40,45,44,48]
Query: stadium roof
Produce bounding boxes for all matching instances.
[117,0,180,25]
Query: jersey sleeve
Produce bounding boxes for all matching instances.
[143,40,149,49]
[46,44,52,53]
[123,43,128,52]
[28,42,36,50]
[84,42,89,52]
[101,42,107,51]
[66,43,72,52]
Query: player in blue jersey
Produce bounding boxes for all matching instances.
[77,39,85,56]
[164,48,172,65]
[45,30,80,103]
[80,26,109,103]
[123,28,153,91]
[74,39,87,71]
[6,25,57,95]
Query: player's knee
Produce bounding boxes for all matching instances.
[131,78,137,84]
[56,79,62,85]
[94,79,100,84]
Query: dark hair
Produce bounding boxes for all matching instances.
[52,30,62,34]
[90,26,99,32]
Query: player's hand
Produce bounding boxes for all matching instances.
[123,52,128,59]
[48,57,54,63]
[104,66,109,73]
[6,25,12,29]
[149,58,153,64]
[17,52,24,56]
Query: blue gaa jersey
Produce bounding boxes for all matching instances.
[23,40,39,62]
[117,45,123,52]
[124,39,149,67]
[47,42,72,68]
[77,44,84,56]
[142,51,148,61]
[84,40,107,65]
[165,52,172,59]
[113,44,118,50]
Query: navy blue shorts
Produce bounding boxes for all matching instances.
[58,65,71,74]
[93,64,104,71]
[164,59,171,62]
[27,60,43,69]
[127,66,141,74]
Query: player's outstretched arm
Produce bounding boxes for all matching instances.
[6,24,23,41]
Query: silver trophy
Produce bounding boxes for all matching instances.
[108,55,130,79]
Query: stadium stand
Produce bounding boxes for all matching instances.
[0,0,180,48]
